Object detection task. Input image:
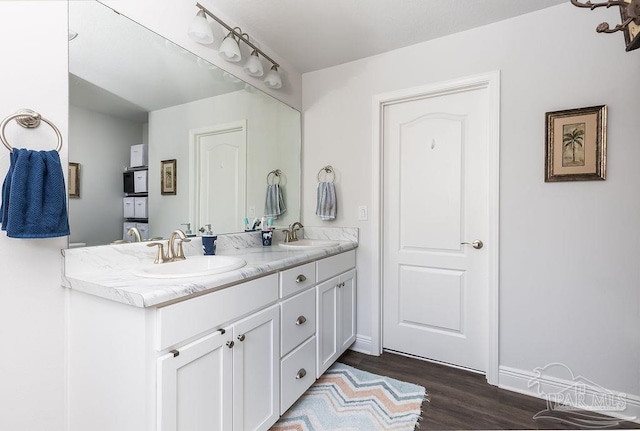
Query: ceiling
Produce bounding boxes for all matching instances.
[209,0,568,73]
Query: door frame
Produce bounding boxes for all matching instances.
[370,71,501,385]
[189,120,247,233]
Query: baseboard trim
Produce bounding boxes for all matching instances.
[349,335,375,355]
[499,365,640,425]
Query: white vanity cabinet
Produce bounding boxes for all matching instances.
[157,305,280,431]
[66,248,356,431]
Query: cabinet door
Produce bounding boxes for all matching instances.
[316,276,339,378]
[232,305,280,431]
[338,269,357,353]
[157,330,232,431]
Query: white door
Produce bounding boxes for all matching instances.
[232,305,280,431]
[382,85,490,372]
[157,330,233,431]
[191,123,246,233]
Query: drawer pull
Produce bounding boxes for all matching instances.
[296,368,307,380]
[170,349,180,358]
[226,340,235,349]
[295,316,307,326]
[295,274,307,283]
[237,334,245,342]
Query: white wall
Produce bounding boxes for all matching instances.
[69,105,144,246]
[100,0,302,110]
[0,2,68,430]
[0,1,302,429]
[149,90,301,238]
[302,2,640,401]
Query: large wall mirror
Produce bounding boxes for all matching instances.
[68,1,301,247]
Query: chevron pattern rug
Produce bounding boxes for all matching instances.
[271,362,426,431]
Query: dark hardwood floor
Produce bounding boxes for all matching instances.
[338,350,639,430]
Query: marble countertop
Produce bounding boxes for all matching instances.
[62,228,357,308]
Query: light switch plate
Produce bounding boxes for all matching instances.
[358,205,368,221]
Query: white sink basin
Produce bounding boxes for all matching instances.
[133,255,246,279]
[279,239,339,249]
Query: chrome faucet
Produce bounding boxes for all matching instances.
[168,229,191,261]
[146,229,191,264]
[127,227,142,242]
[285,222,304,242]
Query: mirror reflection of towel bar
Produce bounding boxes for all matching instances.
[1,109,63,153]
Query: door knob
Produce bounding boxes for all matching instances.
[461,239,483,249]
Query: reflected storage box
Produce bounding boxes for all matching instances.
[130,143,147,167]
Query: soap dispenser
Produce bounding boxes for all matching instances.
[181,223,195,237]
[201,224,217,255]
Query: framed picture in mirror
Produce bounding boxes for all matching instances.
[161,159,177,195]
[69,162,80,198]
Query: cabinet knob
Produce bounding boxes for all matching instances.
[296,368,307,380]
[226,340,235,349]
[295,274,307,283]
[237,334,245,342]
[295,316,307,325]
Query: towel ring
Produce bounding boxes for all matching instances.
[1,109,63,153]
[317,165,335,183]
[267,169,282,185]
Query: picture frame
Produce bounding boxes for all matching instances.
[620,2,640,52]
[544,105,607,182]
[68,162,80,198]
[160,159,177,195]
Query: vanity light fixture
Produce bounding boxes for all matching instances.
[219,29,242,62]
[263,65,282,89]
[188,3,282,88]
[243,50,264,77]
[570,0,640,51]
[187,9,214,44]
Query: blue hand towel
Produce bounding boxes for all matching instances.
[315,181,337,221]
[264,183,287,218]
[1,148,70,238]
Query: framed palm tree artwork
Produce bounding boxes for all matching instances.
[545,105,607,182]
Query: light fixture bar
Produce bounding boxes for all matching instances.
[195,2,280,68]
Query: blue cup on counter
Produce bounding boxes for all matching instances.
[202,235,217,255]
[261,230,273,247]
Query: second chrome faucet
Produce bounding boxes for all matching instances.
[147,229,191,264]
[283,222,304,243]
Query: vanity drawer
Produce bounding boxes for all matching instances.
[281,336,316,415]
[279,262,316,298]
[156,273,278,351]
[281,288,316,357]
[317,250,356,283]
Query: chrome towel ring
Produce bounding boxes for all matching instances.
[317,165,335,183]
[267,169,282,185]
[1,109,63,152]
